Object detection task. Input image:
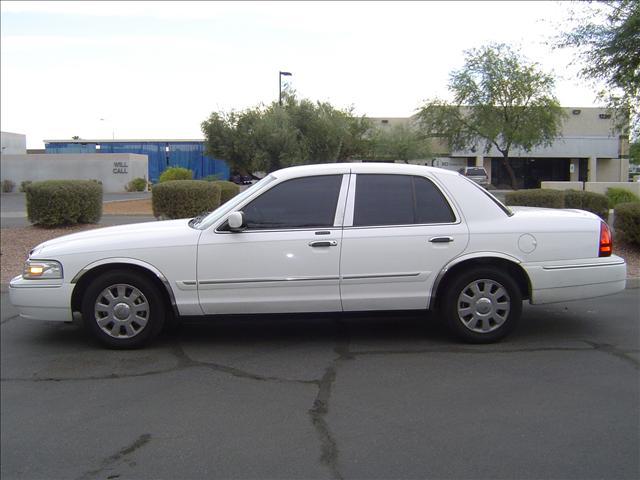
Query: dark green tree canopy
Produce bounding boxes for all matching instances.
[201,95,372,174]
[555,0,639,137]
[367,122,431,163]
[416,43,566,188]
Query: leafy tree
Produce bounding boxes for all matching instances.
[202,95,371,174]
[71,135,81,140]
[630,141,640,165]
[368,123,431,162]
[555,0,639,138]
[416,43,566,189]
[201,109,261,175]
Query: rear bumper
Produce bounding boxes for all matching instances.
[523,255,627,305]
[8,276,73,322]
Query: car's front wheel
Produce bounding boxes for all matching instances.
[81,270,165,349]
[441,268,522,343]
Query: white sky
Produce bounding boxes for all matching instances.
[1,1,599,148]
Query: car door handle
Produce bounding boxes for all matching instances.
[309,240,338,247]
[429,236,454,243]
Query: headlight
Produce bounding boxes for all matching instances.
[22,260,63,280]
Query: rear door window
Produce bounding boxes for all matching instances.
[353,174,455,227]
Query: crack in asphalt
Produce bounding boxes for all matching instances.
[0,343,318,385]
[77,433,151,480]
[0,314,19,325]
[583,341,640,369]
[2,329,637,480]
[353,346,597,356]
[308,321,353,480]
[0,345,319,385]
[168,343,318,385]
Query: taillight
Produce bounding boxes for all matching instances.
[599,221,612,257]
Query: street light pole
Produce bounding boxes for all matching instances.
[279,71,292,106]
[100,118,115,140]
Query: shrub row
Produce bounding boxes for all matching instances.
[606,187,640,208]
[26,180,103,227]
[614,202,640,247]
[214,180,241,204]
[126,177,147,192]
[152,180,221,219]
[158,167,192,183]
[2,179,16,193]
[563,190,609,220]
[505,189,609,220]
[504,189,564,209]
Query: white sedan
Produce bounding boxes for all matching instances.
[9,163,627,348]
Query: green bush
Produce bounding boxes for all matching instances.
[214,180,240,204]
[203,174,223,182]
[504,189,564,209]
[20,180,32,193]
[152,180,221,219]
[2,179,15,193]
[606,187,640,208]
[564,190,609,220]
[126,177,147,192]
[26,180,103,227]
[614,202,640,246]
[158,167,193,183]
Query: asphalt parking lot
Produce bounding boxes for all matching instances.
[1,289,638,480]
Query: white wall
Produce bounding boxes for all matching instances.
[452,136,620,159]
[0,154,148,192]
[1,131,27,154]
[585,182,640,196]
[541,181,640,197]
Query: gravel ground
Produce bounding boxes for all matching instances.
[1,224,100,284]
[102,198,153,216]
[1,221,638,285]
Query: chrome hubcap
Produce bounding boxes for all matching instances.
[457,279,510,333]
[94,284,149,339]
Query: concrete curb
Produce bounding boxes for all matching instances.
[102,198,150,204]
[3,278,639,295]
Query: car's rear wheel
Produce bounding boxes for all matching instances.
[441,267,522,343]
[81,270,165,349]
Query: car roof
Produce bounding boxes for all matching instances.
[272,162,460,180]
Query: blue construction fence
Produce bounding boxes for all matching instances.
[44,141,230,183]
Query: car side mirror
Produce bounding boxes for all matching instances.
[228,211,246,232]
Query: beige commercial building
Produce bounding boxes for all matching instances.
[369,107,629,188]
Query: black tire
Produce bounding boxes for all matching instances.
[440,267,522,343]
[81,269,166,349]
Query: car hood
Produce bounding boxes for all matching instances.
[30,219,202,258]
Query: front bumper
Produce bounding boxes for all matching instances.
[8,275,74,322]
[523,255,627,305]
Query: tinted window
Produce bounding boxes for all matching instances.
[414,176,456,223]
[353,175,413,226]
[353,174,455,226]
[243,175,342,229]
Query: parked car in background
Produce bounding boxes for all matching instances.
[9,163,626,348]
[230,173,254,185]
[459,166,490,186]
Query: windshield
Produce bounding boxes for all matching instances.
[193,175,276,229]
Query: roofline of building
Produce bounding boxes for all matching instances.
[44,139,206,143]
